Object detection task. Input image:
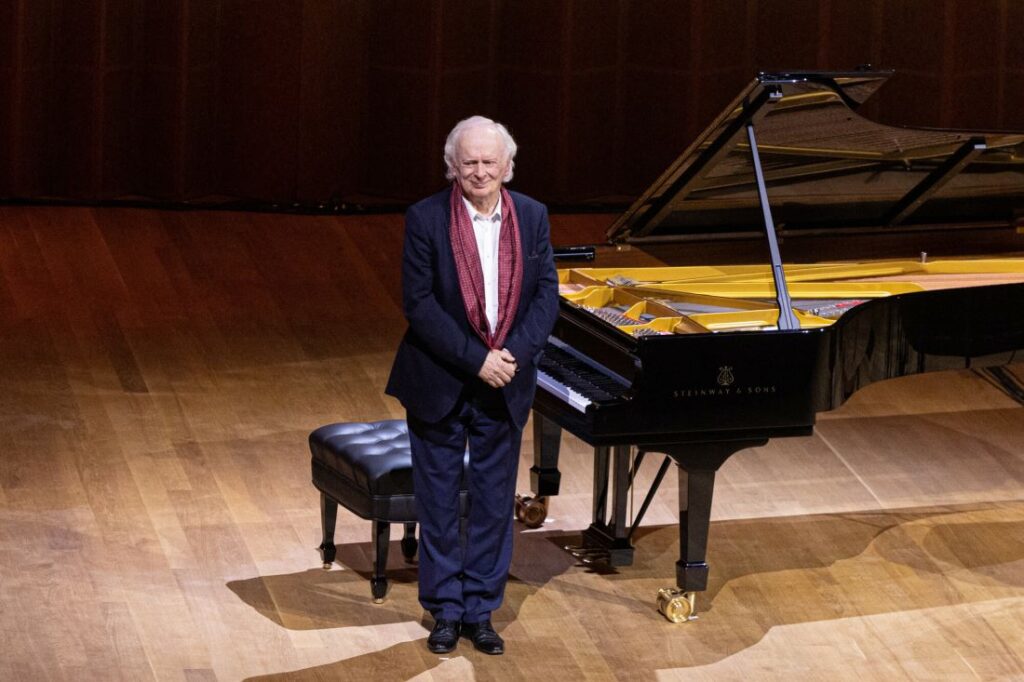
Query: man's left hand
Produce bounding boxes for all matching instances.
[478,348,518,388]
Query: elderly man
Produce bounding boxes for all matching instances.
[385,116,559,655]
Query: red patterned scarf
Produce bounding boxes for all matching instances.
[449,183,523,349]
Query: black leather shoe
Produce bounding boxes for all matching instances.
[463,619,504,655]
[427,619,461,654]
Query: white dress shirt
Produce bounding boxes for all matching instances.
[462,195,502,334]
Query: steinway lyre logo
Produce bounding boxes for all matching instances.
[672,365,776,399]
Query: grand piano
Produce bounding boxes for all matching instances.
[521,70,1024,622]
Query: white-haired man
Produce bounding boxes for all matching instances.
[386,116,559,655]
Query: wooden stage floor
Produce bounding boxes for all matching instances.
[2,206,1023,681]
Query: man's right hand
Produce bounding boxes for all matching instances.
[478,348,517,388]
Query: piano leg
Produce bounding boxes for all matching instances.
[657,439,767,622]
[592,445,613,525]
[516,411,563,528]
[529,411,562,496]
[676,465,716,594]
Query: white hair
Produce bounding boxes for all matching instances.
[443,115,517,183]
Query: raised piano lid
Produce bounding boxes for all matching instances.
[608,70,1024,244]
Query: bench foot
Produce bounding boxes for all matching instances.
[320,492,338,568]
[400,522,418,561]
[372,519,392,601]
[371,577,388,603]
[319,541,336,569]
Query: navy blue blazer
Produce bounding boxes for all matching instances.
[385,188,559,430]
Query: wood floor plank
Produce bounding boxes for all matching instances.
[2,206,1023,680]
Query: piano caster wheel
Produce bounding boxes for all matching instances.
[319,542,336,570]
[657,588,697,623]
[515,494,548,528]
[371,577,388,604]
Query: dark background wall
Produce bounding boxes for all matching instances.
[2,0,1022,207]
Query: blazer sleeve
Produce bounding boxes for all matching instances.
[401,205,490,377]
[503,204,559,365]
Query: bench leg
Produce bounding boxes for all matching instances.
[371,519,391,603]
[400,522,417,561]
[319,493,338,569]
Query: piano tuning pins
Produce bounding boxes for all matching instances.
[920,251,928,264]
[584,305,639,327]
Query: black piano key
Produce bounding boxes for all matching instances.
[539,344,630,405]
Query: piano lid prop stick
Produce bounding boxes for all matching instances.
[746,114,800,331]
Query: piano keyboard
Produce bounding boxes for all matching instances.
[537,339,631,413]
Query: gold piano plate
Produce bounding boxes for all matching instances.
[558,259,1024,335]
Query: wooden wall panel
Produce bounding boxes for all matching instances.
[50,0,104,198]
[824,0,880,72]
[182,64,221,200]
[494,69,563,200]
[296,2,369,203]
[698,0,753,73]
[876,0,946,127]
[624,0,693,71]
[0,2,14,193]
[364,1,441,200]
[566,71,620,201]
[8,3,56,196]
[1007,0,1024,107]
[372,0,436,70]
[442,0,498,69]
[569,2,620,71]
[561,2,622,200]
[690,0,755,145]
[1007,0,1024,131]
[134,1,187,197]
[947,0,1005,131]
[620,1,693,195]
[1,0,1022,206]
[619,66,689,195]
[217,0,304,199]
[500,0,566,71]
[101,67,137,198]
[495,0,567,199]
[438,69,497,143]
[364,69,435,200]
[753,0,824,71]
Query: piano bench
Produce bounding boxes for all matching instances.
[308,419,468,603]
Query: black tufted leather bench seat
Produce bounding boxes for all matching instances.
[309,419,468,602]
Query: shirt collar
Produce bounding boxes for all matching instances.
[462,195,502,223]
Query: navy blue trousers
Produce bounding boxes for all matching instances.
[407,384,522,623]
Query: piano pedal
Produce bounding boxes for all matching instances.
[656,588,697,623]
[564,545,610,565]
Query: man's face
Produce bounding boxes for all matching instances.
[455,126,509,210]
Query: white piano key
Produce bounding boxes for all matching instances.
[537,370,591,412]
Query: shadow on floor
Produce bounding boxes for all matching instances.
[233,501,1024,680]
